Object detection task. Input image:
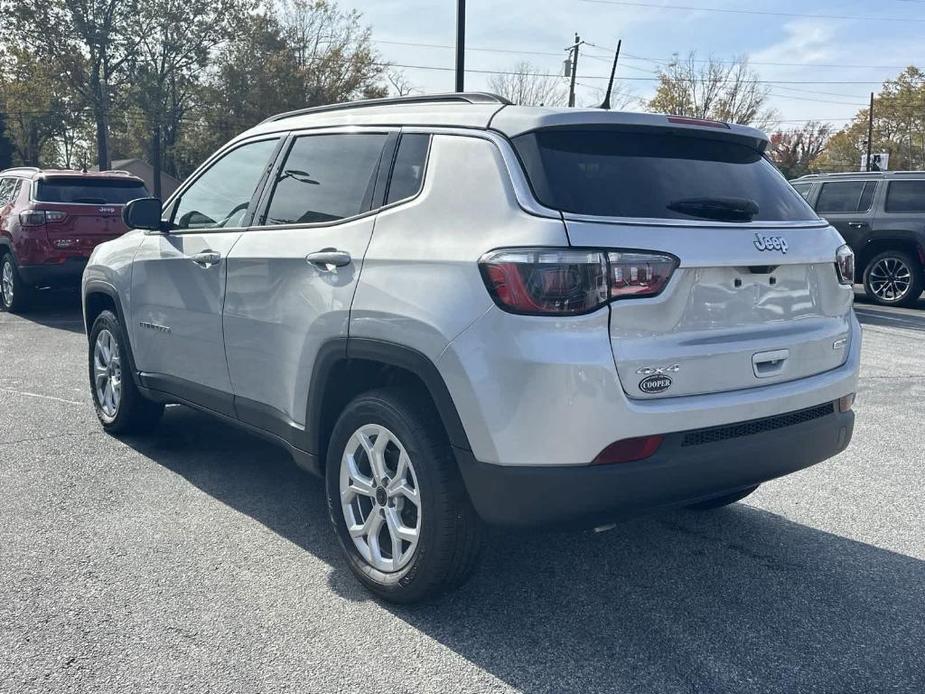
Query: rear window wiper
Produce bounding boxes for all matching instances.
[71,197,108,204]
[667,197,759,222]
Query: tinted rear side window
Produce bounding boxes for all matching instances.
[35,178,148,204]
[885,180,925,213]
[513,129,815,222]
[816,181,877,214]
[264,133,387,226]
[386,134,430,204]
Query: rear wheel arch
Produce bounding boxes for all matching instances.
[306,338,472,470]
[856,236,924,275]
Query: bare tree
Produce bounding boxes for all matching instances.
[768,121,833,178]
[647,52,777,130]
[278,0,386,104]
[386,69,417,97]
[128,0,252,196]
[488,62,568,107]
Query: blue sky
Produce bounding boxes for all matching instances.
[346,0,925,129]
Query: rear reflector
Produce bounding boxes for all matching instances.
[837,393,856,412]
[593,435,664,465]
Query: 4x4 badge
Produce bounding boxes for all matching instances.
[753,233,789,254]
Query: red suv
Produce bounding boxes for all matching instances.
[0,167,148,312]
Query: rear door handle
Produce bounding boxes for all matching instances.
[306,249,352,269]
[191,250,221,268]
[847,222,865,229]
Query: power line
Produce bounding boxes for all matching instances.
[577,0,925,24]
[381,62,900,84]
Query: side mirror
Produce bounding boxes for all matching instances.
[123,197,165,232]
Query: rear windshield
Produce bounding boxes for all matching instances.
[513,129,816,222]
[35,178,148,205]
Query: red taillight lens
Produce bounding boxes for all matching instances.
[479,248,677,316]
[480,249,609,315]
[19,210,47,227]
[835,244,855,285]
[593,435,664,464]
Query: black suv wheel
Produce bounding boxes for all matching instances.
[863,250,924,307]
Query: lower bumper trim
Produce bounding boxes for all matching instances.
[457,406,854,528]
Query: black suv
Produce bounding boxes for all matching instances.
[791,171,925,306]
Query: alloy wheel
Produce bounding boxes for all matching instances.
[339,424,421,573]
[868,256,912,302]
[1,259,13,306]
[93,329,122,420]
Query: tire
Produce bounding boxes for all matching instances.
[88,310,164,434]
[687,484,759,511]
[863,250,924,307]
[1,252,32,313]
[325,387,484,603]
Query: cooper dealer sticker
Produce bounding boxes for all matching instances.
[639,374,672,394]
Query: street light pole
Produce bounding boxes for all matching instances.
[455,0,466,92]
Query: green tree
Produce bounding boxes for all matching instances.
[818,67,925,172]
[9,0,140,169]
[647,52,777,130]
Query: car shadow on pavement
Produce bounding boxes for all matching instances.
[127,405,924,694]
[9,288,85,334]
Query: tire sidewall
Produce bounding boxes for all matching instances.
[325,394,444,596]
[1,253,23,311]
[863,250,923,306]
[88,310,129,429]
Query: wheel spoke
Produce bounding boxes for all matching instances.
[391,482,419,507]
[385,506,418,543]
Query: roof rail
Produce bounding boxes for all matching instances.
[1,166,40,176]
[793,170,925,180]
[260,92,513,124]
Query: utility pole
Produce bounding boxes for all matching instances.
[455,0,466,92]
[866,91,874,171]
[567,34,581,107]
[599,39,622,110]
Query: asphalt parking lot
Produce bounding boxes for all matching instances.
[1,290,923,694]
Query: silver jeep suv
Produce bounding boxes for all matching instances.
[82,93,860,603]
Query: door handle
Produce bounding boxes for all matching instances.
[306,249,352,270]
[191,250,222,268]
[847,222,865,229]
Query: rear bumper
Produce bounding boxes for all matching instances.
[457,403,854,528]
[19,258,88,287]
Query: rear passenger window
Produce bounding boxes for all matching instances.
[386,134,430,204]
[815,181,877,214]
[263,133,387,225]
[0,178,13,204]
[885,180,925,213]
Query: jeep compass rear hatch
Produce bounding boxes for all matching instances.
[513,125,853,399]
[32,176,147,251]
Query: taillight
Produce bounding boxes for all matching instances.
[479,248,677,316]
[19,210,46,226]
[19,210,66,226]
[835,244,855,285]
